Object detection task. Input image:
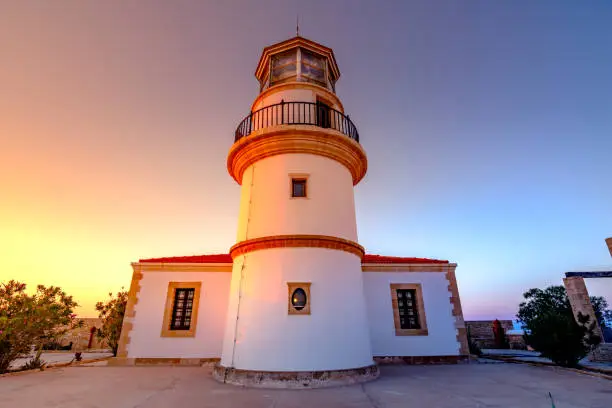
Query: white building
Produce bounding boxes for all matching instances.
[113,36,468,388]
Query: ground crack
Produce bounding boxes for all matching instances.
[360,383,382,408]
[133,376,180,408]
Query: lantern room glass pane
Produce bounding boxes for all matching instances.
[271,49,297,86]
[300,48,325,86]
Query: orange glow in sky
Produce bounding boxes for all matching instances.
[2,2,611,319]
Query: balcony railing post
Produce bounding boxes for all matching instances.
[281,99,285,125]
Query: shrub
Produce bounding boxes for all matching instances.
[0,281,79,373]
[20,356,46,371]
[467,327,482,356]
[524,311,600,367]
[95,290,127,356]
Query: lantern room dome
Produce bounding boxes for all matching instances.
[255,36,340,93]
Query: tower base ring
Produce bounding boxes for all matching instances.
[213,364,379,389]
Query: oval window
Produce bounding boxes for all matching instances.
[291,288,307,311]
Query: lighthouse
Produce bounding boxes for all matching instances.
[115,34,467,388]
[216,36,378,386]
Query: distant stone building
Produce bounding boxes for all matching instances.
[56,318,108,351]
[465,320,515,349]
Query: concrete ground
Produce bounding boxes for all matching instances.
[1,364,611,408]
[481,349,612,374]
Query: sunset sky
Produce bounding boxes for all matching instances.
[1,1,611,319]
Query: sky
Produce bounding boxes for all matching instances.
[1,1,611,319]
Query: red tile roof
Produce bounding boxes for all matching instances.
[139,253,447,264]
[362,254,449,264]
[139,254,232,263]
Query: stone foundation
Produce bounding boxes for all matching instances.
[374,355,468,365]
[212,364,379,389]
[589,344,612,363]
[108,357,220,366]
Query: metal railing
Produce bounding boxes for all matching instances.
[234,101,359,143]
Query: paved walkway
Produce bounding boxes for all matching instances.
[481,349,612,374]
[9,352,113,369]
[0,364,610,407]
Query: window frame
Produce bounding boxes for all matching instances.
[390,283,428,336]
[287,282,311,315]
[289,174,309,199]
[161,282,202,338]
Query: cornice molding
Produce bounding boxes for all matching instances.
[230,234,365,259]
[362,263,457,273]
[227,126,367,185]
[133,263,232,272]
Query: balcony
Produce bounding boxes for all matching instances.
[234,101,359,143]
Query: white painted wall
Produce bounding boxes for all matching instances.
[253,87,342,112]
[236,154,358,242]
[128,271,230,358]
[363,272,460,356]
[220,248,374,371]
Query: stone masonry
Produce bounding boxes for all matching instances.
[465,320,513,349]
[562,277,604,341]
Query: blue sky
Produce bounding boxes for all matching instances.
[1,1,610,318]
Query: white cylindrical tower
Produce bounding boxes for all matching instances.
[216,36,376,388]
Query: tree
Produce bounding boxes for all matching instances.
[590,296,612,329]
[517,285,602,367]
[0,280,79,373]
[525,311,600,367]
[95,290,127,356]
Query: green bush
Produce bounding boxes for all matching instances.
[524,311,600,367]
[467,327,482,356]
[20,356,46,371]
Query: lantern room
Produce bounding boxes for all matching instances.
[254,36,341,93]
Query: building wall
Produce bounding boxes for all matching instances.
[56,318,108,351]
[252,86,343,112]
[236,153,358,242]
[127,271,230,358]
[465,320,514,349]
[363,271,460,357]
[220,248,374,371]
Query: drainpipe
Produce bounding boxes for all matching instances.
[228,164,255,376]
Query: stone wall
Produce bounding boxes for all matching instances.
[465,320,513,349]
[590,343,612,362]
[55,318,109,351]
[563,277,604,341]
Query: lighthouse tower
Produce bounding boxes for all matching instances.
[216,36,377,387]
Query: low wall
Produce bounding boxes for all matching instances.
[590,344,612,362]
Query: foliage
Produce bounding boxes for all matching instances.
[0,280,79,373]
[590,296,612,329]
[20,356,46,371]
[517,285,602,367]
[517,286,611,332]
[525,311,600,367]
[466,327,482,356]
[95,289,128,356]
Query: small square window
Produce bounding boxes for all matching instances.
[291,178,307,198]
